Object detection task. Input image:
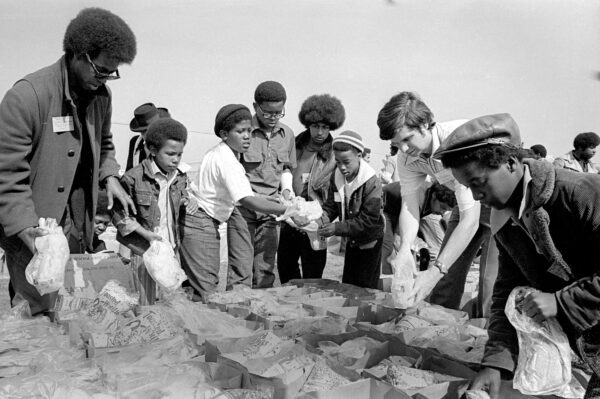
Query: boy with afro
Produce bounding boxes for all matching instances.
[227,81,297,288]
[0,7,136,315]
[277,94,346,284]
[180,105,296,301]
[436,114,600,398]
[112,118,193,304]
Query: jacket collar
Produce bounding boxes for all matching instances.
[334,159,377,197]
[295,129,333,160]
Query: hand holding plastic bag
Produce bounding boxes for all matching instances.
[25,218,70,295]
[142,237,186,291]
[390,248,418,309]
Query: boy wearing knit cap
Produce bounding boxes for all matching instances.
[436,113,600,399]
[112,118,193,304]
[179,104,295,301]
[227,81,297,288]
[318,131,384,288]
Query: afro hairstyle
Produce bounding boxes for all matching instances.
[530,144,547,158]
[63,7,137,63]
[145,118,188,151]
[298,94,346,130]
[377,91,434,140]
[428,182,457,208]
[440,144,523,170]
[254,81,287,104]
[573,132,600,150]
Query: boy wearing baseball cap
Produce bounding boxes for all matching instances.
[317,130,384,288]
[435,113,600,398]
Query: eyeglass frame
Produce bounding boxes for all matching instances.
[256,103,285,119]
[85,53,120,81]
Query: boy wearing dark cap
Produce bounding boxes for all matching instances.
[317,131,384,289]
[435,113,600,399]
[227,81,297,288]
[112,118,192,304]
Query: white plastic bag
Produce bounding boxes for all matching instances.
[390,249,417,309]
[25,218,70,295]
[506,286,584,398]
[142,240,186,291]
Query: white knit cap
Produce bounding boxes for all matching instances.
[333,130,364,153]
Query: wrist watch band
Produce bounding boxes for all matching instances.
[433,260,449,275]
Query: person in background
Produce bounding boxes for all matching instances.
[318,131,384,289]
[363,147,372,163]
[180,105,297,301]
[277,94,345,284]
[377,91,497,318]
[435,113,600,399]
[530,144,547,160]
[554,132,600,173]
[126,103,171,171]
[0,7,136,315]
[112,118,193,304]
[91,190,111,253]
[227,81,296,288]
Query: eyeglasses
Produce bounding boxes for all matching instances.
[257,103,285,119]
[85,53,120,81]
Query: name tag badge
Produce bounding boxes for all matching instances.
[301,173,310,184]
[334,192,341,202]
[52,116,74,133]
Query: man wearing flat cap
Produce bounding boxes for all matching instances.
[377,91,497,317]
[126,103,171,171]
[436,113,600,399]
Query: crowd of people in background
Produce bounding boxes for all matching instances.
[0,7,599,398]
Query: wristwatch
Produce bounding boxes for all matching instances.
[433,260,449,275]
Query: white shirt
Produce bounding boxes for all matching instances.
[195,141,254,223]
[396,120,476,211]
[149,160,178,247]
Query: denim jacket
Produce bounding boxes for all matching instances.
[112,158,188,253]
[484,159,600,377]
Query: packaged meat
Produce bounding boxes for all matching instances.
[142,239,186,291]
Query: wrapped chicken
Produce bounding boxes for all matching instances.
[277,197,323,226]
[25,218,70,295]
[389,250,417,309]
[142,240,186,291]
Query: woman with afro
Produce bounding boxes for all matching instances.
[277,94,345,284]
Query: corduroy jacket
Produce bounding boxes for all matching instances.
[320,160,384,246]
[484,159,600,378]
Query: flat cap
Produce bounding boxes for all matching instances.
[434,113,521,159]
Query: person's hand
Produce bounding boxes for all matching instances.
[281,189,293,201]
[409,266,443,304]
[389,245,416,274]
[516,291,557,323]
[105,176,136,217]
[469,367,501,399]
[185,199,199,215]
[392,233,402,252]
[317,222,336,237]
[140,230,163,243]
[17,226,49,254]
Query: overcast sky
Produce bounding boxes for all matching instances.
[2,0,600,171]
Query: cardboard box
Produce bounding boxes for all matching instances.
[297,378,411,399]
[62,252,137,294]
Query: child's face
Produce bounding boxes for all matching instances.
[334,149,361,181]
[254,101,285,130]
[94,214,111,236]
[221,120,252,154]
[150,139,184,174]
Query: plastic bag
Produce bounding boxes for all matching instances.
[142,239,186,291]
[506,286,584,398]
[389,249,417,309]
[25,218,70,295]
[277,197,323,225]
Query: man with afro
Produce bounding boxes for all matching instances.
[227,81,297,288]
[554,132,600,173]
[277,94,345,284]
[0,8,137,315]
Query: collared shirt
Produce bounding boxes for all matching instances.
[239,115,296,197]
[490,164,533,237]
[194,141,254,223]
[149,159,178,247]
[396,119,475,211]
[553,150,599,174]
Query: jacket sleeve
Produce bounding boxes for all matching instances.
[98,95,121,183]
[481,237,529,374]
[555,179,600,333]
[334,176,382,238]
[111,174,141,236]
[0,82,41,236]
[319,172,339,224]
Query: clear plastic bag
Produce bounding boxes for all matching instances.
[142,239,186,291]
[25,218,70,295]
[390,249,417,309]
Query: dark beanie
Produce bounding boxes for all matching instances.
[214,104,252,135]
